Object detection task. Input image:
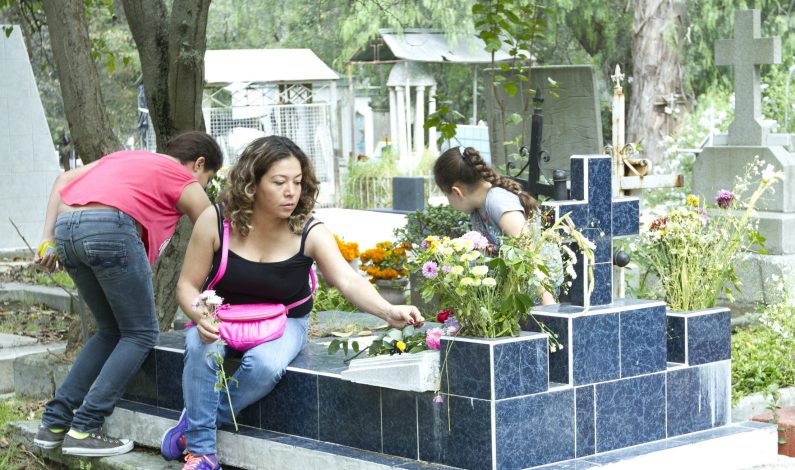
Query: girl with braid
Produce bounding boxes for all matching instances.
[433,146,558,305]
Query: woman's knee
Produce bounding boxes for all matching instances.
[184,328,221,367]
[242,355,287,384]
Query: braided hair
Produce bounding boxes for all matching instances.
[433,146,538,215]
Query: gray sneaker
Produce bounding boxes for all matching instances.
[61,432,134,457]
[33,427,66,449]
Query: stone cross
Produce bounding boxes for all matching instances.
[715,9,781,146]
[543,155,639,307]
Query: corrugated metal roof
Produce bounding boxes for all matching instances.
[350,29,513,64]
[204,49,339,85]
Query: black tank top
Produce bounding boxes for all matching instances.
[202,204,320,318]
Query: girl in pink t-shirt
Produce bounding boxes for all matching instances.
[32,131,222,458]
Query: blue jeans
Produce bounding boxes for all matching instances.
[183,315,309,454]
[41,209,158,432]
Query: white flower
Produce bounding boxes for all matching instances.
[761,164,783,183]
[205,294,223,307]
[482,277,497,287]
[450,265,464,276]
[471,265,489,277]
[459,277,475,287]
[199,290,216,300]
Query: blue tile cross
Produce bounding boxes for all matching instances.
[543,155,640,306]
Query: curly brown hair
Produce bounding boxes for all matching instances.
[220,136,318,236]
[433,146,538,215]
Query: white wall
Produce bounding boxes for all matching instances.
[0,26,61,251]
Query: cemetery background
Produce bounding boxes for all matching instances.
[0,0,794,468]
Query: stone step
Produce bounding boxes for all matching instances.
[0,282,76,313]
[0,342,66,394]
[106,402,455,469]
[8,420,183,470]
[103,401,783,470]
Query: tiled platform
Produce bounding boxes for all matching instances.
[121,297,742,470]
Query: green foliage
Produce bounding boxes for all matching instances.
[732,326,795,404]
[312,279,356,316]
[393,204,471,246]
[327,324,427,361]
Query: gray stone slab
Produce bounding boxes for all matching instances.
[105,405,443,470]
[12,348,70,398]
[693,146,795,214]
[0,332,36,348]
[0,282,76,313]
[733,386,795,422]
[8,420,183,470]
[486,65,603,173]
[720,253,795,306]
[0,342,65,394]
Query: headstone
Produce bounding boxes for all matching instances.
[392,176,425,212]
[693,9,795,306]
[0,26,61,252]
[485,65,603,176]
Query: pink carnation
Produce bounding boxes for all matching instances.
[425,328,444,350]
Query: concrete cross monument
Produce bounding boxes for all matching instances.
[694,9,795,307]
[715,9,781,146]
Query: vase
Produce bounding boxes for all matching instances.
[374,278,408,304]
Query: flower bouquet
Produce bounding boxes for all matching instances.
[636,160,783,311]
[409,215,592,339]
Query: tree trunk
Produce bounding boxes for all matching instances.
[167,0,210,139]
[124,0,212,329]
[41,0,121,163]
[152,217,193,330]
[627,0,686,165]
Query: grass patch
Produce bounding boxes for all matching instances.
[732,325,795,404]
[0,396,52,469]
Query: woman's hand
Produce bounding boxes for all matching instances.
[385,305,425,329]
[34,239,58,272]
[196,317,221,343]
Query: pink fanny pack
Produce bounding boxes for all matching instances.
[204,218,316,351]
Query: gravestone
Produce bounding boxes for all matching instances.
[485,65,603,176]
[0,25,61,252]
[692,9,795,305]
[109,155,769,470]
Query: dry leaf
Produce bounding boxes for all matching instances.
[372,323,390,330]
[357,330,373,336]
[330,331,353,338]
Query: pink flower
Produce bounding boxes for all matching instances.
[442,265,452,273]
[462,231,489,250]
[426,328,443,350]
[432,394,444,404]
[715,189,736,209]
[422,261,439,279]
[443,316,459,334]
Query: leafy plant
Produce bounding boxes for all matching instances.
[312,279,356,316]
[393,205,472,247]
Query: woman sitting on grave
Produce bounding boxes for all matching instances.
[433,146,561,305]
[32,131,223,457]
[162,135,424,470]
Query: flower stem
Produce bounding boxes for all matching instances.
[219,364,238,431]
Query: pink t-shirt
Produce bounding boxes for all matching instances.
[60,150,197,265]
